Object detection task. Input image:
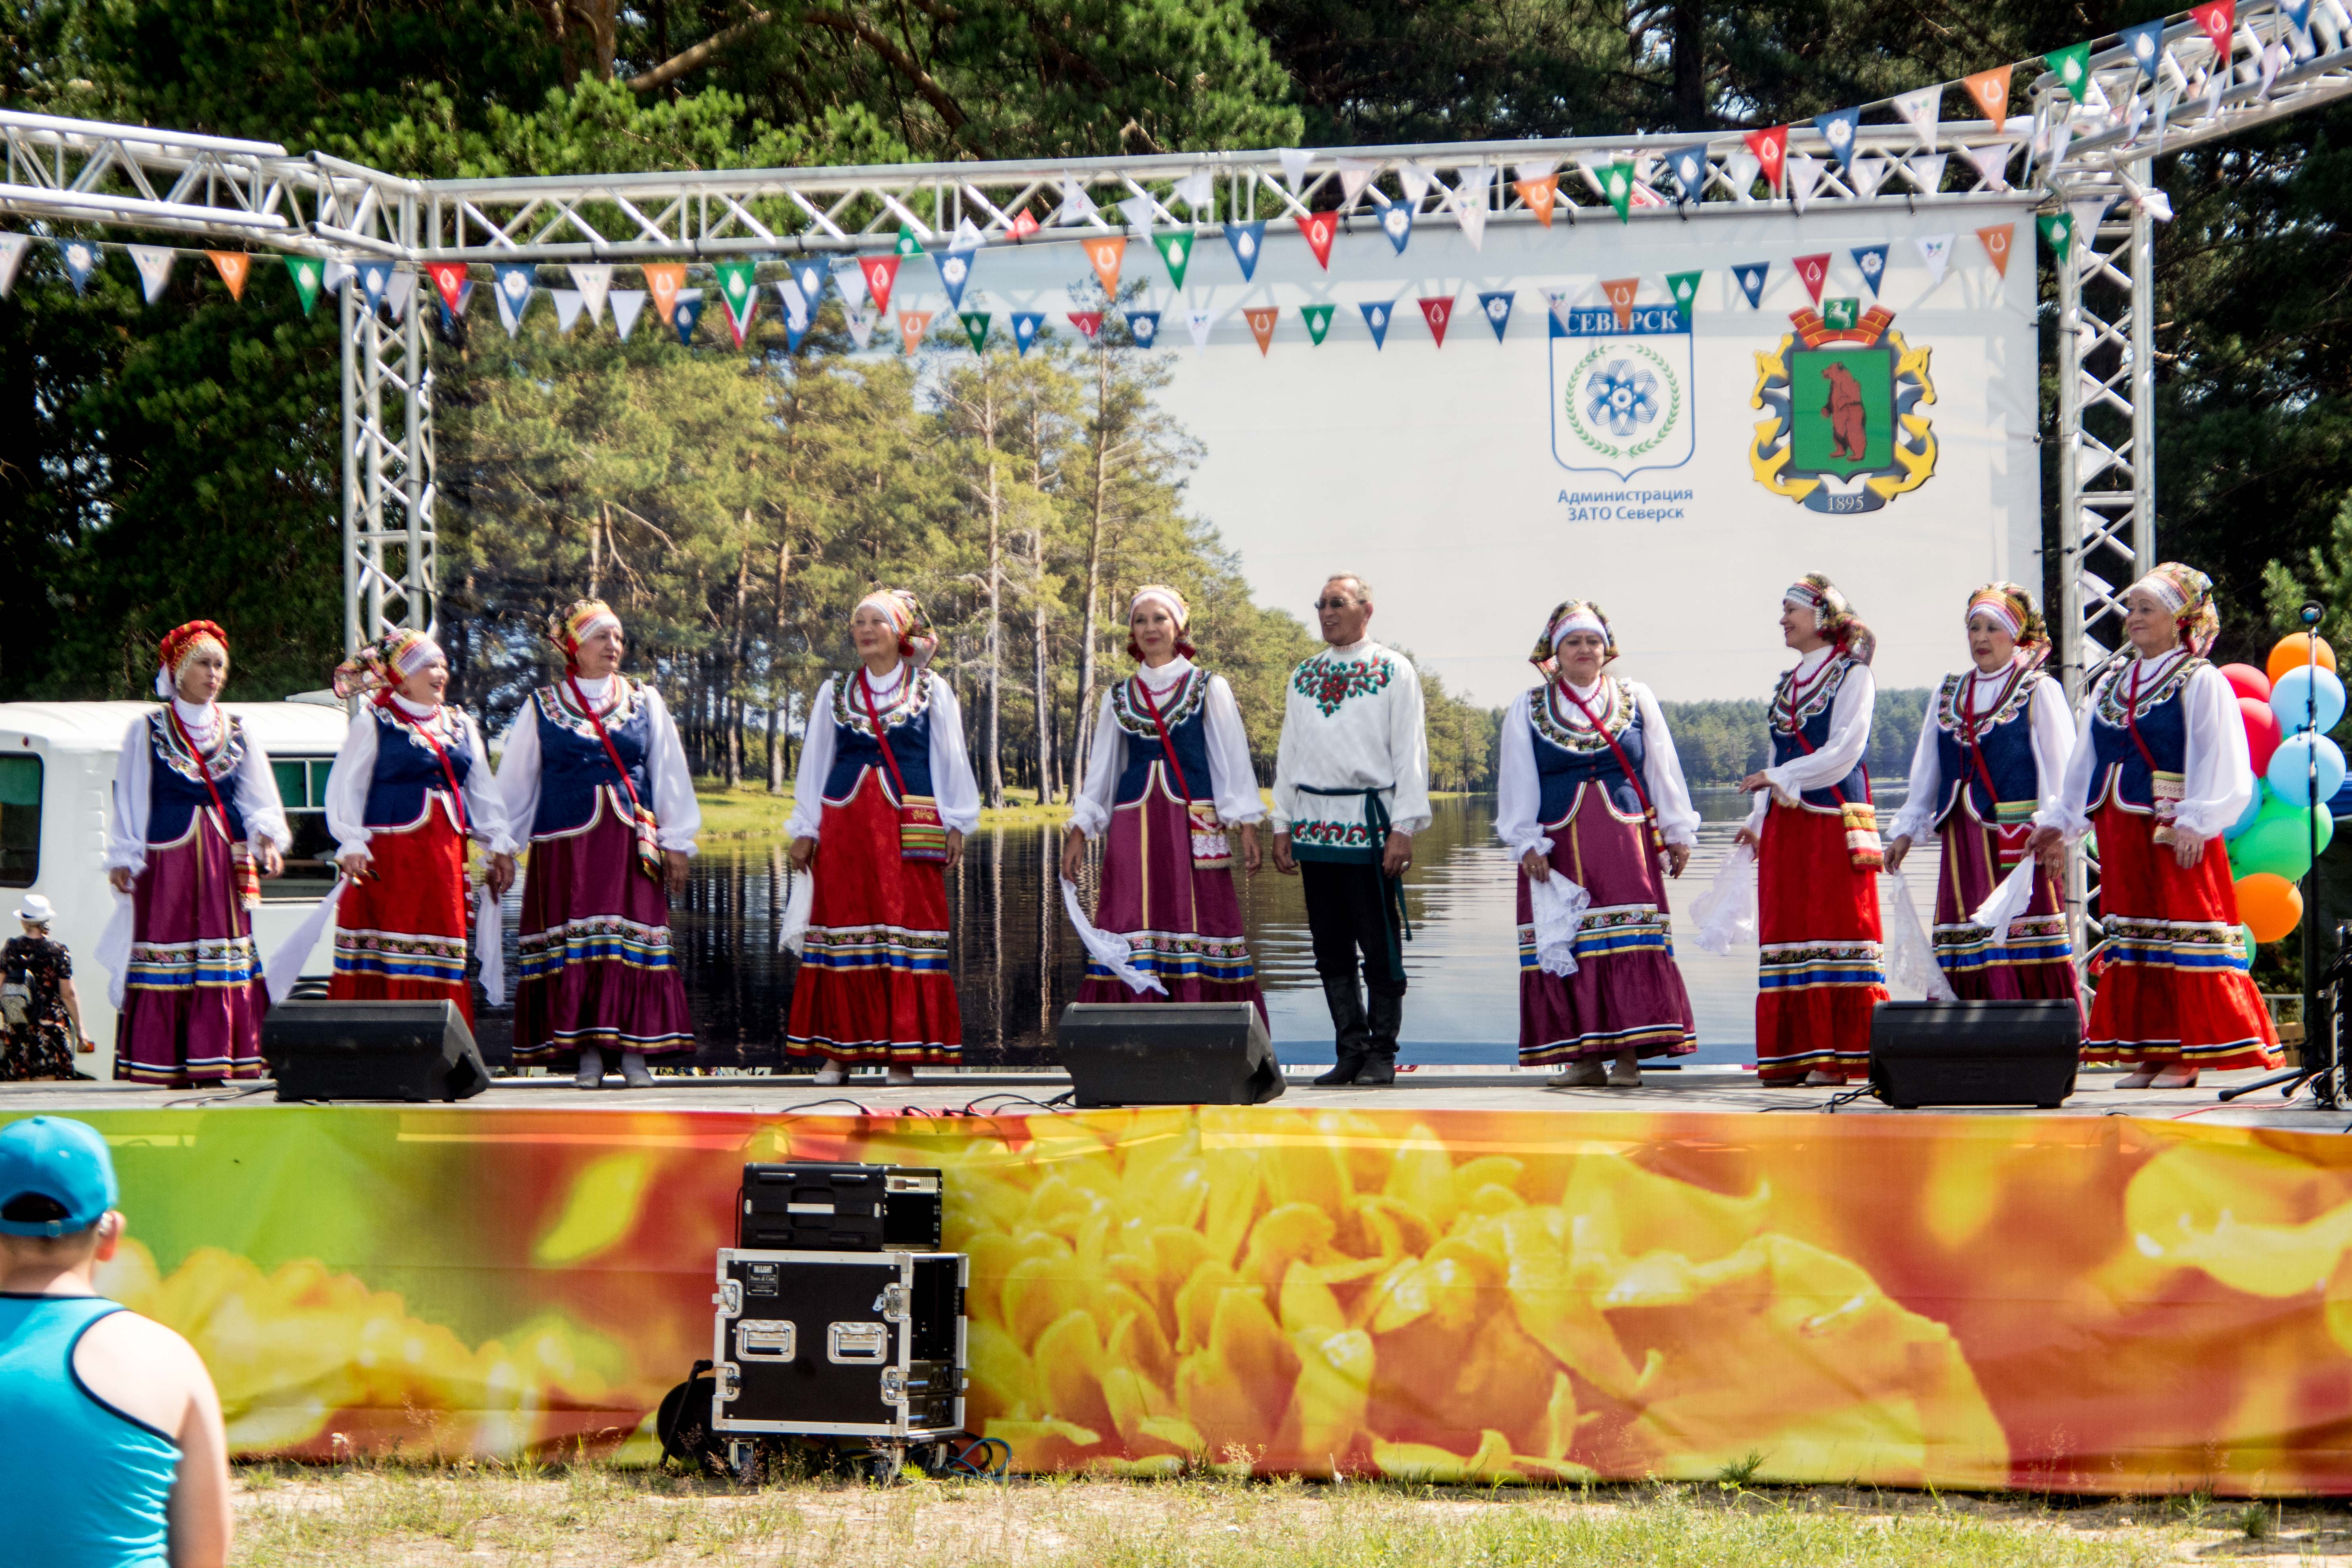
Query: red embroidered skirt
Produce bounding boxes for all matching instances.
[1073,778,1264,1020]
[2083,801,2279,1069]
[1755,801,1887,1082]
[329,810,474,1023]
[1517,786,1695,1065]
[1931,809,2081,1009]
[513,805,693,1064]
[117,810,266,1086]
[786,774,961,1064]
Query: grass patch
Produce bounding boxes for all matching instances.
[220,1458,2294,1568]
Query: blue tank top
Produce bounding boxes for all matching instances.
[1768,655,1869,810]
[1928,667,2042,827]
[142,709,249,846]
[360,701,477,831]
[1528,679,1648,825]
[822,671,937,803]
[527,680,655,838]
[1108,669,1218,808]
[0,1294,179,1568]
[2086,654,2202,813]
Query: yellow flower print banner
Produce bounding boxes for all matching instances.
[40,1104,2352,1493]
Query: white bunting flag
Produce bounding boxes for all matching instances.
[2261,38,2290,95]
[1172,168,1215,214]
[1915,233,1955,287]
[1847,156,1890,199]
[551,288,586,334]
[1786,152,1825,214]
[1335,157,1378,206]
[833,258,869,311]
[0,234,26,298]
[2125,92,2149,142]
[127,245,176,303]
[385,272,417,320]
[1514,158,1556,185]
[1185,308,1216,352]
[1903,152,1949,194]
[1960,140,2019,191]
[2069,195,2118,248]
[609,289,648,341]
[1722,149,1762,200]
[952,216,986,251]
[1058,179,1098,225]
[1397,162,1434,206]
[2161,48,2190,94]
[1452,170,1489,250]
[776,279,811,330]
[1276,147,1314,193]
[1894,85,1942,149]
[842,303,877,351]
[572,264,612,326]
[1117,193,1158,230]
[324,260,356,295]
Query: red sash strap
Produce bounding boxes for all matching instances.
[2117,657,2165,776]
[1554,678,1663,849]
[566,675,661,877]
[166,705,238,840]
[857,669,917,801]
[1133,672,1200,807]
[1954,664,2025,813]
[378,695,470,838]
[1774,659,1874,806]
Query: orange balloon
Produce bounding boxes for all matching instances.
[2267,632,2338,687]
[2235,871,2305,944]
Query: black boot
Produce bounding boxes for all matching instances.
[1357,987,1404,1086]
[1314,976,1370,1085]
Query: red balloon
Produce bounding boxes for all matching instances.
[2240,697,2283,774]
[2221,662,2273,704]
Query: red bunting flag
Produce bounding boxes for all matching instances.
[1512,176,1558,227]
[1010,210,1040,241]
[1743,126,1789,193]
[1294,212,1339,269]
[2191,0,2236,55]
[426,262,467,314]
[897,309,932,356]
[857,256,900,316]
[1793,253,1831,304]
[1599,277,1639,330]
[1418,295,1454,347]
[1961,65,2013,122]
[643,263,688,324]
[1066,311,1103,342]
[1086,237,1126,296]
[1242,306,1279,355]
[208,252,252,302]
[1976,223,2016,278]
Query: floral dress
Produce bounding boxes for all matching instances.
[0,935,78,1081]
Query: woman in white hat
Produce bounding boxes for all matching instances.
[0,895,92,1081]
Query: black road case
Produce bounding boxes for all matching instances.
[737,1163,944,1252]
[709,1248,967,1441]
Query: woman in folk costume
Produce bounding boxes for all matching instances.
[2028,564,2279,1086]
[1494,601,1699,1087]
[1885,584,2081,1006]
[102,621,290,1086]
[322,630,515,1022]
[786,589,980,1086]
[1061,585,1266,1015]
[1734,575,1889,1086]
[495,601,699,1089]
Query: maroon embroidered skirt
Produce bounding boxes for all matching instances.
[1929,807,2080,1009]
[513,805,693,1064]
[1517,786,1695,1065]
[117,810,266,1086]
[1073,779,1264,1019]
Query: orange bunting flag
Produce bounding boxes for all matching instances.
[1086,237,1127,296]
[1242,306,1279,355]
[1418,295,1454,347]
[1961,65,2013,122]
[1977,223,2016,277]
[1743,126,1788,193]
[206,252,252,302]
[643,264,687,324]
[1294,212,1339,269]
[1599,277,1639,331]
[897,310,932,355]
[859,255,900,316]
[1512,175,1558,226]
[2192,0,2236,56]
[425,262,467,314]
[1794,252,1831,303]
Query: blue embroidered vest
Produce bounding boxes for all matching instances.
[361,703,476,830]
[1529,680,1646,824]
[529,680,654,838]
[1930,668,2041,827]
[144,709,248,845]
[1768,657,1868,809]
[823,672,935,803]
[2086,655,2202,813]
[1110,669,1217,807]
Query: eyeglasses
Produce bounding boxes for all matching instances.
[1311,597,1361,611]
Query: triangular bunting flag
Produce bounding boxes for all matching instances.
[323,260,355,297]
[1243,306,1279,356]
[1743,126,1789,193]
[894,225,923,258]
[1226,220,1266,281]
[1067,312,1103,343]
[1086,236,1126,295]
[552,289,586,334]
[1603,159,1635,222]
[206,251,251,301]
[643,263,686,324]
[1850,156,1893,200]
[1335,158,1378,206]
[2191,1,2235,57]
[1277,147,1314,193]
[1851,244,1889,299]
[426,262,467,315]
[1185,308,1216,352]
[1152,231,1192,288]
[1513,175,1558,226]
[1599,277,1639,330]
[2261,38,2290,96]
[834,259,869,311]
[358,261,391,318]
[611,290,648,340]
[1960,139,2019,192]
[1299,304,1334,345]
[1915,233,1955,287]
[493,262,535,336]
[1962,66,2013,121]
[1398,163,1434,205]
[2036,211,2075,260]
[1786,154,1824,215]
[1734,263,1768,309]
[55,241,98,296]
[1664,271,1701,316]
[1477,290,1514,341]
[388,272,418,320]
[1011,312,1044,355]
[720,279,759,349]
[127,245,175,304]
[855,256,898,316]
[1904,152,1949,194]
[1793,253,1830,304]
[438,281,474,332]
[1059,181,1098,225]
[1295,213,1338,269]
[841,304,876,351]
[959,310,990,352]
[2068,196,2116,248]
[1377,199,1412,254]
[1813,107,1861,171]
[787,260,826,313]
[952,217,986,252]
[1418,295,1454,347]
[896,308,931,355]
[715,259,759,334]
[1977,223,2015,277]
[0,234,28,298]
[1723,150,1762,198]
[1894,85,1943,148]
[574,264,612,326]
[933,246,975,311]
[282,254,323,314]
[2046,42,2093,103]
[1125,310,1160,347]
[2121,18,2166,79]
[1173,169,1216,214]
[782,289,813,352]
[1453,192,1487,251]
[672,288,705,345]
[1666,144,1709,204]
[1360,300,1394,349]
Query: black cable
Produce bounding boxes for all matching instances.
[769,1097,875,1116]
[1043,1090,1075,1107]
[162,1083,278,1110]
[958,1093,1073,1116]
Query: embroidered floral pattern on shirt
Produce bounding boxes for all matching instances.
[1769,657,1851,736]
[1291,818,1380,849]
[1933,667,2034,738]
[148,709,244,785]
[829,670,933,736]
[374,701,473,754]
[534,677,644,741]
[1530,677,1633,753]
[1110,667,1209,738]
[2093,655,2206,726]
[1293,652,1394,717]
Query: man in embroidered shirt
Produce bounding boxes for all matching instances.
[1271,574,1432,1085]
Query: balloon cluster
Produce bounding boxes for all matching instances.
[2221,634,2344,953]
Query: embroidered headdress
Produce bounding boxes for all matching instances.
[154,620,228,699]
[1126,584,1197,661]
[854,588,938,670]
[1784,574,1877,666]
[2127,562,2219,657]
[547,600,622,671]
[1528,599,1618,678]
[1965,582,2050,661]
[331,628,446,700]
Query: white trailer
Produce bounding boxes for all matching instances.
[0,697,351,1078]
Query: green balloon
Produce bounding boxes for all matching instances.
[2228,799,2335,883]
[2240,923,2259,965]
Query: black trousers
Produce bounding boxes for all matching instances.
[1300,859,1407,994]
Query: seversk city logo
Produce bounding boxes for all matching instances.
[1749,302,1938,514]
[1547,280,1694,480]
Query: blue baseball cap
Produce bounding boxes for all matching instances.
[0,1117,118,1237]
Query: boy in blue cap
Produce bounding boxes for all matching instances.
[0,1116,231,1568]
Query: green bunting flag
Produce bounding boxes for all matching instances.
[2037,211,2075,258]
[959,310,990,352]
[1604,160,1636,223]
[1665,270,1702,316]
[715,260,757,320]
[894,225,924,258]
[1300,303,1335,345]
[283,255,324,316]
[1152,231,1192,289]
[2045,42,2092,103]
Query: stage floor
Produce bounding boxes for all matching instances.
[6,1061,2344,1129]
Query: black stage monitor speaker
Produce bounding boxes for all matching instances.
[264,1000,492,1103]
[1867,999,2080,1109]
[1056,1002,1285,1107]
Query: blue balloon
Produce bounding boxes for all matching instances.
[2226,782,2267,840]
[2271,664,2347,737]
[2267,732,2348,807]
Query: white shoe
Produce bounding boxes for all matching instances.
[619,1051,654,1089]
[886,1066,915,1086]
[813,1062,847,1087]
[1547,1061,1607,1088]
[1606,1060,1644,1088]
[1804,1070,1848,1086]
[2151,1065,2200,1088]
[574,1047,605,1089]
[2114,1065,2159,1089]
